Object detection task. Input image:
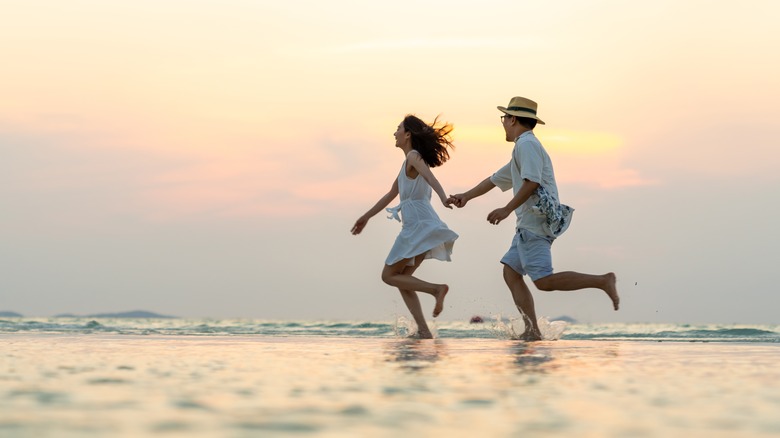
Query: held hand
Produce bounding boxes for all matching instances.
[487,207,510,225]
[441,198,453,209]
[448,194,468,208]
[351,216,369,235]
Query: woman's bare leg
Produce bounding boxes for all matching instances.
[383,255,449,318]
[399,290,432,338]
[395,256,432,337]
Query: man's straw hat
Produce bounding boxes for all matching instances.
[497,96,545,125]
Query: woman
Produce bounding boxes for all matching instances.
[351,115,458,339]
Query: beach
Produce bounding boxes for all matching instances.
[2,325,779,437]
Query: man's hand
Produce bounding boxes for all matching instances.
[487,207,511,225]
[447,194,468,208]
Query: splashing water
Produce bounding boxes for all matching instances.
[393,316,417,338]
[393,316,438,339]
[489,315,567,341]
[539,317,567,340]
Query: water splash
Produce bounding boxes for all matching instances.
[489,315,567,341]
[393,316,417,338]
[539,318,567,340]
[392,316,438,339]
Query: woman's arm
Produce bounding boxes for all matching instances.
[407,152,452,209]
[351,179,399,235]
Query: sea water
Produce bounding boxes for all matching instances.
[2,317,778,342]
[1,318,779,437]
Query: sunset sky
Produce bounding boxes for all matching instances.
[2,1,779,323]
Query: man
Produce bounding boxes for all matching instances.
[448,96,619,340]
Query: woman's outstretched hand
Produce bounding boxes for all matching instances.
[351,216,369,235]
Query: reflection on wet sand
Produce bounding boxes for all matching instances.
[382,338,624,381]
[384,339,447,373]
[508,342,556,373]
[503,341,623,377]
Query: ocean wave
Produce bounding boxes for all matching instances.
[561,325,780,343]
[0,318,777,342]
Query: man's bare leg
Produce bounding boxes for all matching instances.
[503,264,542,341]
[533,271,620,310]
[382,256,449,318]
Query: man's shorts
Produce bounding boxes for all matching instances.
[500,228,554,281]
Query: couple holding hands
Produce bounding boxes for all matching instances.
[351,96,619,340]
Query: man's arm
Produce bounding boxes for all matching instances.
[486,179,539,225]
[448,177,496,208]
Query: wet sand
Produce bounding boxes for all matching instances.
[1,334,779,437]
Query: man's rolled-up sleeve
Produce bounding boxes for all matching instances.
[490,162,513,192]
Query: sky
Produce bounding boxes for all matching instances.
[2,1,779,324]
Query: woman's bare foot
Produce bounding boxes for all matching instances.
[603,273,620,310]
[432,285,449,318]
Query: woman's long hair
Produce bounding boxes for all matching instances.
[402,115,454,168]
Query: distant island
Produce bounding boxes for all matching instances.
[2,310,176,318]
[54,310,176,319]
[3,310,176,318]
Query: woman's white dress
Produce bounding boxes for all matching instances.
[385,153,458,266]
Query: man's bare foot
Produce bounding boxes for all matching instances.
[521,330,542,341]
[604,272,620,310]
[412,330,433,339]
[432,285,449,318]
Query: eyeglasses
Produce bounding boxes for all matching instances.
[500,115,509,122]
